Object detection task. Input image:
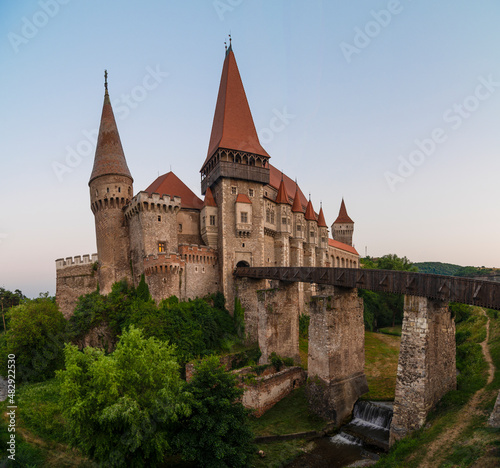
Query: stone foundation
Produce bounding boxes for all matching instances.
[256,282,300,364]
[390,296,456,445]
[306,285,368,426]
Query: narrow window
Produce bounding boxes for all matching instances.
[210,215,216,226]
[118,187,121,193]
[249,188,254,197]
[231,186,237,195]
[158,242,166,252]
[241,212,248,223]
[107,187,109,193]
[158,215,161,222]
[282,217,287,225]
[178,224,183,232]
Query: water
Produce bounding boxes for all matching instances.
[286,401,393,467]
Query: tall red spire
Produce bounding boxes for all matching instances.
[89,71,132,185]
[334,198,354,224]
[291,185,303,213]
[202,45,269,171]
[275,176,290,204]
[317,205,327,227]
[305,198,316,221]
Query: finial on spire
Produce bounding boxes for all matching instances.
[104,69,108,94]
[309,192,311,200]
[224,41,227,51]
[229,33,232,45]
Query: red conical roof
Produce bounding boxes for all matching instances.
[276,177,290,204]
[291,186,303,213]
[334,199,354,224]
[201,46,269,171]
[317,206,327,227]
[89,86,132,185]
[145,171,203,210]
[204,186,217,207]
[305,199,316,221]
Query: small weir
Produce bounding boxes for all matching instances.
[286,401,392,467]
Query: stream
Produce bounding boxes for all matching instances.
[286,401,393,467]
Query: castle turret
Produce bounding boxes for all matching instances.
[332,198,354,246]
[275,178,291,266]
[290,185,305,266]
[89,71,133,293]
[201,187,218,248]
[316,204,329,266]
[304,198,318,267]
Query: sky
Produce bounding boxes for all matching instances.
[1,1,500,298]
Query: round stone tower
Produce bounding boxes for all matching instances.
[89,71,134,294]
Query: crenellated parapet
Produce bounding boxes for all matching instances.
[124,191,181,220]
[179,244,217,265]
[55,253,98,270]
[143,252,185,276]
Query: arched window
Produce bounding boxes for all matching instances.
[236,260,250,268]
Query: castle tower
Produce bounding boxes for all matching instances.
[304,198,318,267]
[200,43,270,304]
[201,186,218,248]
[275,177,291,266]
[332,198,354,246]
[89,71,133,294]
[290,185,305,266]
[316,205,329,266]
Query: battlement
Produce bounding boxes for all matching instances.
[179,244,217,265]
[125,191,181,219]
[55,254,98,270]
[143,252,185,275]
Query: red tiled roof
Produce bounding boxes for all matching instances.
[317,207,327,227]
[305,199,316,221]
[275,178,290,204]
[204,186,217,207]
[328,238,359,255]
[334,199,354,224]
[89,90,133,185]
[145,172,203,210]
[269,165,308,210]
[236,193,252,204]
[202,47,269,170]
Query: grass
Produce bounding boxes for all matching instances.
[363,331,400,400]
[249,386,326,437]
[379,326,402,337]
[299,336,308,368]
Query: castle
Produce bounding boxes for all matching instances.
[55,44,359,317]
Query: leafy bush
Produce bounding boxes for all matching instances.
[58,327,191,467]
[299,314,310,338]
[1,297,66,383]
[174,356,254,467]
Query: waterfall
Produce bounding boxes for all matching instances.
[352,400,393,431]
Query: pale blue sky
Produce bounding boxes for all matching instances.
[1,1,500,297]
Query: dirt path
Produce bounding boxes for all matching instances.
[419,309,495,468]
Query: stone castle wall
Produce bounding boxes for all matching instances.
[55,254,99,318]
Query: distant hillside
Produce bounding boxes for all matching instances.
[415,262,499,278]
[414,262,463,276]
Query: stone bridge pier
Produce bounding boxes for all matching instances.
[306,285,368,426]
[236,277,300,364]
[390,296,456,445]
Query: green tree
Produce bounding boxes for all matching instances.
[360,254,417,329]
[1,297,66,382]
[0,287,24,331]
[175,356,254,467]
[58,326,191,467]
